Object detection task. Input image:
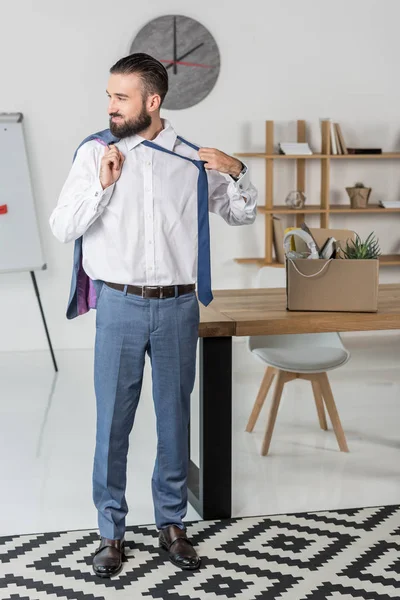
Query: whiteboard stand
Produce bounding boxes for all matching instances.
[0,112,58,372]
[30,271,58,372]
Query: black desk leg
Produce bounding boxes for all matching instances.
[188,336,232,519]
[30,272,58,373]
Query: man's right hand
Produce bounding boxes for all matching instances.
[100,144,125,189]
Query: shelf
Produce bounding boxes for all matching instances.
[234,257,283,267]
[259,205,327,214]
[234,152,400,160]
[257,204,400,214]
[380,254,400,266]
[234,120,400,267]
[235,255,400,267]
[330,204,400,213]
[235,153,326,159]
[256,204,400,214]
[331,153,400,159]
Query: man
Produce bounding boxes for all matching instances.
[49,53,257,576]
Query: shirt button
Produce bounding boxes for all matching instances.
[95,191,99,197]
[146,161,151,166]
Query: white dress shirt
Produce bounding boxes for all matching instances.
[49,119,257,286]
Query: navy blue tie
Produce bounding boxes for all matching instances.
[142,137,213,306]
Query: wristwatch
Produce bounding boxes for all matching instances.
[231,162,247,182]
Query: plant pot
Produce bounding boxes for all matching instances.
[345,186,372,209]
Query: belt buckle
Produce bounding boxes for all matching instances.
[144,285,158,299]
[159,286,164,299]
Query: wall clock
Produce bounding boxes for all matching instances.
[129,15,220,110]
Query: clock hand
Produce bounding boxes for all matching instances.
[166,42,204,70]
[161,59,214,68]
[173,16,177,75]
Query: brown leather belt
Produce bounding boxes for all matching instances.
[105,282,196,299]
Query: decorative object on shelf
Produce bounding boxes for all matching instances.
[340,232,381,260]
[285,190,306,209]
[345,182,372,209]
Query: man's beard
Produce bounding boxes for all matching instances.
[109,103,152,138]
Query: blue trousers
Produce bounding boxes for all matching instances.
[92,282,200,540]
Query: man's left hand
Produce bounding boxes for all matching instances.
[198,148,242,178]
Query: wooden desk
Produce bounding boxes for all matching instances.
[188,284,400,520]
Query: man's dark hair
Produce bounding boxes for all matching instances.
[110,53,169,105]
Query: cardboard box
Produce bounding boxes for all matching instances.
[286,228,379,312]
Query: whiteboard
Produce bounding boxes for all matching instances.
[0,113,46,273]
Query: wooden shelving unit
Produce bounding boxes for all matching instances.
[234,120,400,267]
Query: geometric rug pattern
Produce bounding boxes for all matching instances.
[1,504,400,599]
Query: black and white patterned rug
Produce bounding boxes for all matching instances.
[1,505,400,599]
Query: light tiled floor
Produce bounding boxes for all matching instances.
[0,331,399,536]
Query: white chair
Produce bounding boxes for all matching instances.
[246,267,351,456]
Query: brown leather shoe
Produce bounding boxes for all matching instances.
[159,525,201,570]
[92,537,126,578]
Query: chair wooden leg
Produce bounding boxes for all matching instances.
[311,379,328,431]
[316,372,349,452]
[261,370,287,456]
[246,367,276,432]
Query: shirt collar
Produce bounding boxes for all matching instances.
[123,118,177,152]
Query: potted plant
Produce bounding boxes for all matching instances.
[345,182,372,209]
[340,232,381,259]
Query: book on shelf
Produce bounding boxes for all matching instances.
[321,120,383,155]
[334,125,342,154]
[379,200,400,209]
[320,118,337,154]
[335,123,348,154]
[320,119,349,155]
[272,216,285,263]
[347,148,382,154]
[330,121,338,154]
[278,142,313,155]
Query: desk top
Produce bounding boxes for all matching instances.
[199,284,400,337]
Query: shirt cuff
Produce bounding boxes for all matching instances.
[230,184,257,212]
[230,162,250,192]
[93,180,115,211]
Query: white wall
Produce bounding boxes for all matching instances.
[0,0,399,351]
